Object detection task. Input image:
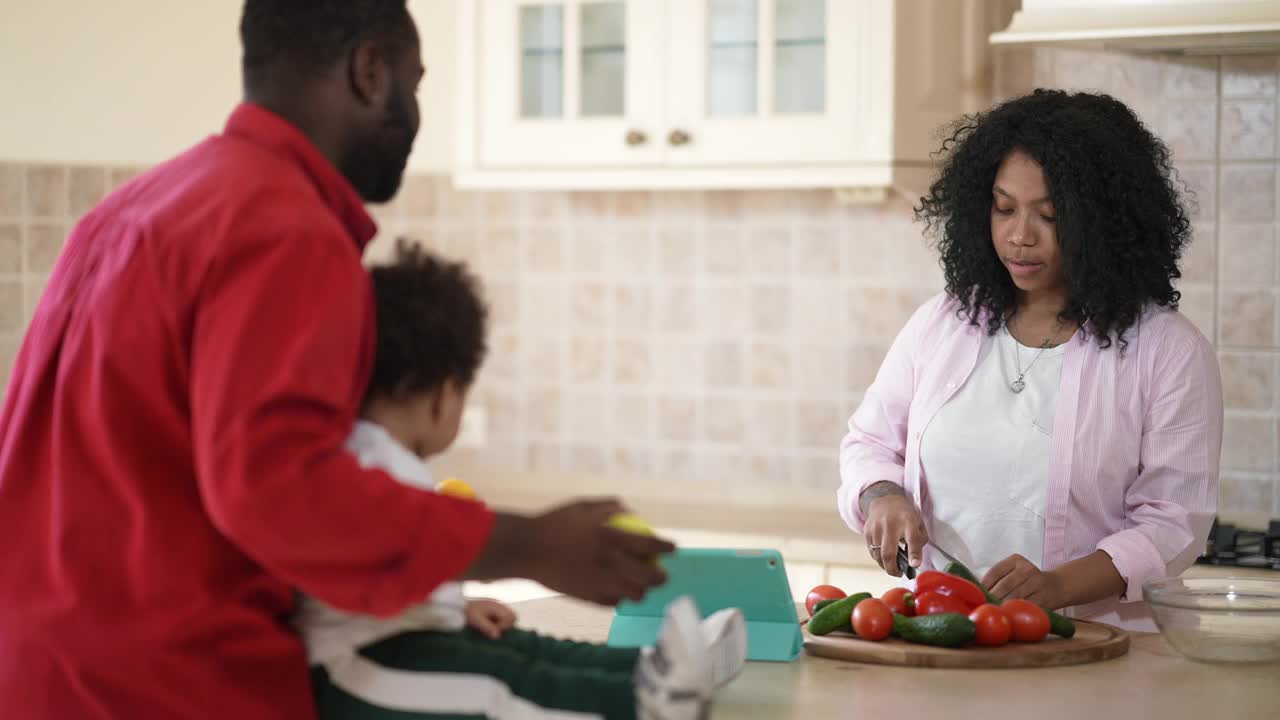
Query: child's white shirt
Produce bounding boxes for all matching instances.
[293,420,467,666]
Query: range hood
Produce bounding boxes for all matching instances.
[990,0,1280,55]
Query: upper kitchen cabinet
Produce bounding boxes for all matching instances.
[455,0,1008,191]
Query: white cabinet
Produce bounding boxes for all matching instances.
[455,0,1003,190]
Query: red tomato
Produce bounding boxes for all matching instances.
[968,604,1012,646]
[804,585,846,616]
[915,570,987,610]
[852,598,894,641]
[881,587,915,616]
[913,591,971,616]
[1001,599,1050,643]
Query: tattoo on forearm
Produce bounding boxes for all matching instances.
[859,481,905,515]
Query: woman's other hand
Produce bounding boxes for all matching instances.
[983,554,1064,610]
[860,482,929,577]
[465,598,518,640]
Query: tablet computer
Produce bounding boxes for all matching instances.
[606,548,803,662]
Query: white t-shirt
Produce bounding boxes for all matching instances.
[919,326,1067,580]
[293,421,467,666]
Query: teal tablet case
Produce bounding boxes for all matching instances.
[606,548,803,662]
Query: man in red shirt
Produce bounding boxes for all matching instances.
[0,2,671,718]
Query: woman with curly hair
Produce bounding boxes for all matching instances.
[837,89,1223,631]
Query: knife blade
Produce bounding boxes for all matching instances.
[928,541,963,568]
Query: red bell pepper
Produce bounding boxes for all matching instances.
[915,570,987,610]
[912,591,972,616]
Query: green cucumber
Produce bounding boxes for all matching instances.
[943,560,1076,639]
[807,592,871,636]
[811,598,841,616]
[892,613,976,648]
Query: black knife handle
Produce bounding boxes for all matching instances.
[896,543,917,580]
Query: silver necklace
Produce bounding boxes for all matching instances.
[1008,316,1064,394]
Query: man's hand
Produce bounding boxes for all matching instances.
[464,499,675,607]
[465,599,517,640]
[983,554,1064,610]
[860,482,928,577]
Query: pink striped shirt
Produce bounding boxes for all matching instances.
[838,293,1223,631]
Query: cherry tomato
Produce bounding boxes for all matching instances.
[1001,599,1050,643]
[915,570,987,610]
[881,587,915,616]
[805,585,846,616]
[852,598,894,641]
[968,604,1012,646]
[913,591,971,616]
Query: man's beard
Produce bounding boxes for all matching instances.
[343,84,417,204]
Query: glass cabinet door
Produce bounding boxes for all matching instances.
[706,0,827,118]
[480,0,663,168]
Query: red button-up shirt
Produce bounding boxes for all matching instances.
[0,104,495,719]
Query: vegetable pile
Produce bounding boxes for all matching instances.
[805,561,1076,649]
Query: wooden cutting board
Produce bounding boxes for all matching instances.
[803,619,1130,669]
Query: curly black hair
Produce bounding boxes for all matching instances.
[916,89,1192,349]
[366,240,488,399]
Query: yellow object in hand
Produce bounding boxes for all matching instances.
[605,512,654,536]
[436,477,478,500]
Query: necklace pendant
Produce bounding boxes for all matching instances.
[1010,378,1026,393]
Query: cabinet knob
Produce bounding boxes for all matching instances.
[625,129,648,147]
[667,129,692,147]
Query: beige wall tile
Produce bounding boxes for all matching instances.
[846,287,921,345]
[746,225,791,276]
[657,226,698,276]
[526,442,562,473]
[1178,163,1216,222]
[698,284,747,336]
[790,281,842,339]
[653,339,702,388]
[523,227,563,273]
[749,284,789,334]
[1222,415,1278,472]
[704,191,744,219]
[486,332,520,383]
[657,395,697,442]
[1219,289,1276,347]
[791,346,842,396]
[68,166,107,218]
[1219,225,1275,288]
[704,395,745,444]
[485,392,523,447]
[791,453,840,494]
[437,182,479,221]
[611,446,653,476]
[1220,99,1277,160]
[481,226,521,274]
[397,175,436,219]
[656,283,697,332]
[523,335,561,384]
[524,387,560,435]
[704,226,745,276]
[526,192,567,222]
[570,282,610,328]
[568,192,613,219]
[520,281,562,330]
[1218,472,1275,514]
[1179,286,1216,341]
[0,279,24,332]
[745,398,792,449]
[0,225,21,274]
[660,448,696,479]
[25,224,64,276]
[0,164,22,218]
[793,225,840,277]
[479,191,522,222]
[0,334,19,390]
[994,47,1036,100]
[568,232,607,272]
[1219,352,1275,411]
[486,280,519,329]
[795,399,845,451]
[1181,224,1216,285]
[1219,164,1275,223]
[652,191,703,218]
[108,167,144,191]
[704,341,742,387]
[748,342,790,389]
[443,228,480,265]
[1050,48,1110,91]
[1163,56,1220,98]
[567,445,608,474]
[1162,100,1218,161]
[1222,56,1278,97]
[614,339,651,385]
[615,285,651,331]
[564,392,609,443]
[25,166,66,218]
[845,344,887,395]
[615,192,653,218]
[1109,53,1164,99]
[569,335,607,383]
[610,227,654,276]
[614,393,652,441]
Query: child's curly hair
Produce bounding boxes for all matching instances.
[917,89,1192,349]
[366,239,488,397]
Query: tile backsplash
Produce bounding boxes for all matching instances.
[1,47,1278,519]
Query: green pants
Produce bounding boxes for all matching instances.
[312,628,641,720]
